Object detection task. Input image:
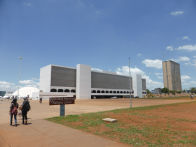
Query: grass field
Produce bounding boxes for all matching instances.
[144,96,192,100]
[48,101,196,146]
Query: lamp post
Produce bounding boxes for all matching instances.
[18,56,23,99]
[129,57,132,108]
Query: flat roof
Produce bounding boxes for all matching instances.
[163,60,180,65]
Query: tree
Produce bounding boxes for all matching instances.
[176,91,182,94]
[146,89,154,98]
[169,90,176,95]
[161,88,169,95]
[190,88,196,94]
[146,89,151,95]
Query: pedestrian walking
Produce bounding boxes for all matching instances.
[21,97,31,125]
[9,98,19,126]
[39,97,42,103]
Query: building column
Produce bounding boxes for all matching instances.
[76,64,91,99]
[133,74,143,98]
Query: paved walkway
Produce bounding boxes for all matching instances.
[0,119,129,147]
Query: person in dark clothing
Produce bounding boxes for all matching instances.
[10,98,19,126]
[21,97,31,125]
[39,97,42,103]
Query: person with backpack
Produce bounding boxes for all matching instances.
[21,97,31,125]
[9,98,19,126]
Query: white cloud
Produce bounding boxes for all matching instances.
[170,11,184,16]
[193,56,196,58]
[189,81,196,85]
[91,68,103,72]
[184,60,196,67]
[116,66,163,89]
[24,2,32,7]
[181,75,196,89]
[19,80,33,85]
[166,46,174,51]
[182,36,190,40]
[180,56,190,62]
[181,75,191,82]
[177,44,196,51]
[183,81,196,88]
[174,56,190,62]
[0,78,39,91]
[0,81,14,87]
[155,73,163,79]
[142,59,162,69]
[184,62,191,66]
[19,78,39,88]
[116,66,144,76]
[0,81,16,91]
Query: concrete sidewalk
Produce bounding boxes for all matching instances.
[0,119,129,147]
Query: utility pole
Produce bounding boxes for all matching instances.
[129,57,132,108]
[18,56,23,99]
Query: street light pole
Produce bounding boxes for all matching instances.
[129,57,132,108]
[18,56,23,99]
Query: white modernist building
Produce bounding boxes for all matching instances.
[40,64,146,99]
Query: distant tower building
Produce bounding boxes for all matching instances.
[162,60,182,91]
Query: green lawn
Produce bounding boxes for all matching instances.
[144,96,191,99]
[47,101,196,147]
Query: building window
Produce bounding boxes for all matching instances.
[64,89,70,93]
[101,90,105,93]
[58,89,63,92]
[110,91,113,93]
[127,91,129,94]
[124,91,126,93]
[113,91,116,93]
[117,91,119,93]
[50,89,57,92]
[97,90,100,93]
[120,91,123,94]
[71,89,76,93]
[106,91,109,93]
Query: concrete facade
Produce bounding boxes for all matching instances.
[133,74,142,98]
[40,64,147,99]
[162,60,182,91]
[40,65,51,93]
[76,64,91,99]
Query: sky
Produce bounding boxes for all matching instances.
[0,0,196,91]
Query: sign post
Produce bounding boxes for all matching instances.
[60,105,65,116]
[49,97,75,116]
